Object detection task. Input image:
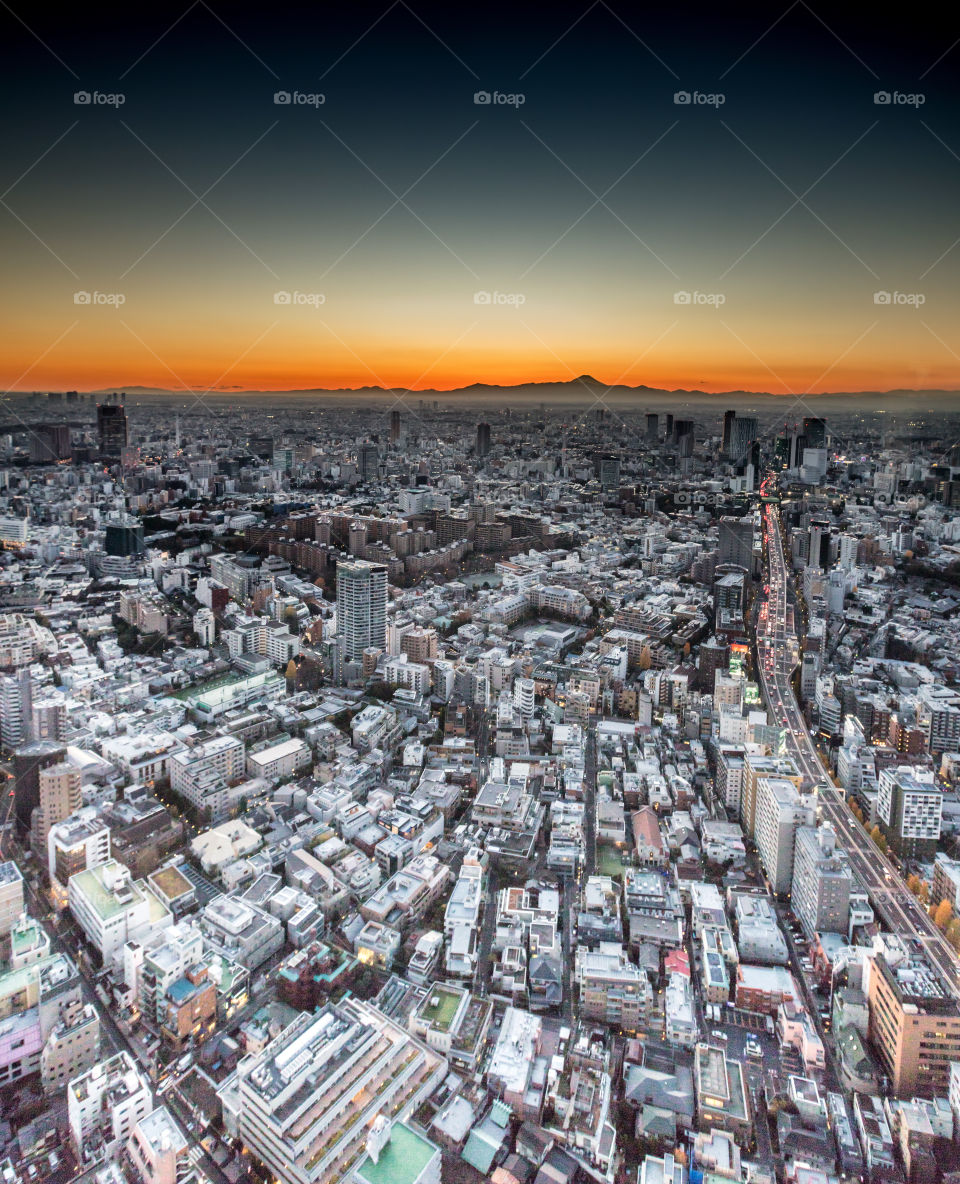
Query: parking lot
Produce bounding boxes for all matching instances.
[722,1005,772,1031]
[702,1010,779,1069]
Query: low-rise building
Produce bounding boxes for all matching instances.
[693,1043,752,1143]
[68,860,171,962]
[664,972,697,1048]
[486,1006,544,1122]
[68,1051,152,1166]
[246,737,312,782]
[359,854,453,930]
[576,943,650,1031]
[199,895,284,970]
[733,894,788,965]
[126,1107,189,1184]
[734,964,799,1015]
[409,984,493,1072]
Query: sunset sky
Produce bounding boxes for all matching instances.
[2,0,959,394]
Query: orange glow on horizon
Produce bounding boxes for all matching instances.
[5,356,960,396]
[2,320,959,397]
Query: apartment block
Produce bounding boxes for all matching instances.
[222,998,444,1184]
[68,1051,152,1165]
[754,777,814,896]
[170,734,246,822]
[867,949,960,1098]
[791,823,853,940]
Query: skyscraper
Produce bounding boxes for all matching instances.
[12,740,66,837]
[96,400,128,459]
[389,409,401,444]
[104,517,145,557]
[336,560,388,663]
[721,409,736,457]
[673,418,694,444]
[597,454,620,494]
[0,667,32,750]
[645,413,659,443]
[476,421,491,458]
[358,443,379,482]
[717,515,755,571]
[29,424,72,464]
[729,416,758,464]
[32,761,83,861]
[803,417,827,449]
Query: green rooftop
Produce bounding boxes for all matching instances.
[72,863,145,920]
[419,985,463,1031]
[149,865,193,900]
[354,1123,437,1184]
[11,919,43,956]
[183,670,283,711]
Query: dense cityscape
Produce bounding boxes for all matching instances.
[0,390,958,1184]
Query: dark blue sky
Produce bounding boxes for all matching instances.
[2,1,959,393]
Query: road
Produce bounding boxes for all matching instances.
[475,864,500,994]
[583,727,597,880]
[757,474,960,998]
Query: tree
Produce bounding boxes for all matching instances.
[877,835,888,855]
[907,874,921,895]
[918,881,931,905]
[934,899,953,930]
[869,825,883,845]
[946,918,960,951]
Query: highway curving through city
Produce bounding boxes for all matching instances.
[756,476,960,999]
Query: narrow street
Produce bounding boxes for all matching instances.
[582,725,597,880]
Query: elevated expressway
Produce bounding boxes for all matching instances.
[755,478,960,997]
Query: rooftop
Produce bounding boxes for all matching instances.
[148,865,194,901]
[71,861,145,920]
[354,1123,437,1184]
[0,861,23,886]
[418,985,463,1031]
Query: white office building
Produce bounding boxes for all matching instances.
[754,778,815,896]
[68,860,171,961]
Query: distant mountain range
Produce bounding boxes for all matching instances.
[79,378,960,408]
